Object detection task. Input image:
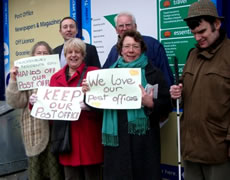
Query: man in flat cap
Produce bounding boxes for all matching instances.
[170,0,230,179]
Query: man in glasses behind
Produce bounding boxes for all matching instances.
[103,11,174,87]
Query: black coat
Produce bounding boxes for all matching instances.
[103,62,172,180]
[53,43,101,68]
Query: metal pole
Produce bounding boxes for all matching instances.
[176,98,181,180]
[174,57,181,180]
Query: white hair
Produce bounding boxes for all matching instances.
[114,12,137,26]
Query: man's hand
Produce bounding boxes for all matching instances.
[170,83,183,99]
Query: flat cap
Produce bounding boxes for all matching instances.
[184,0,223,21]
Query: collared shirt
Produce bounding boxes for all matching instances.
[60,48,66,68]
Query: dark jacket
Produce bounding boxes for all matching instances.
[181,34,230,164]
[53,43,101,68]
[103,62,172,180]
[103,35,174,86]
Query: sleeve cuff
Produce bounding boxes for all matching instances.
[7,79,19,92]
[226,126,230,141]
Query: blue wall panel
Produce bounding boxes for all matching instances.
[0,0,5,100]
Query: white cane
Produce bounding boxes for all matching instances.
[174,57,181,180]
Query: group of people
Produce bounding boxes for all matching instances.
[6,0,230,179]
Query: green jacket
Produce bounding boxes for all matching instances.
[181,34,230,164]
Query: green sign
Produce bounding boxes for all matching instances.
[160,7,189,29]
[158,0,199,76]
[160,0,197,8]
[162,38,196,74]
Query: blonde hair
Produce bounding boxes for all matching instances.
[64,38,86,59]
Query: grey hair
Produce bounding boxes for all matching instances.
[64,38,86,59]
[114,12,136,26]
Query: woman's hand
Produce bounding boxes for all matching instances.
[82,79,90,94]
[139,85,154,108]
[169,83,183,99]
[79,101,90,111]
[29,93,38,105]
[10,66,19,81]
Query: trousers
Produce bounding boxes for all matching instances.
[184,160,230,180]
[64,164,101,180]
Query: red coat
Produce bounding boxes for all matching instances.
[50,63,103,166]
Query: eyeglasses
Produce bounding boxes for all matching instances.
[117,23,133,29]
[122,44,141,50]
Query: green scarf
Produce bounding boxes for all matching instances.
[102,53,149,146]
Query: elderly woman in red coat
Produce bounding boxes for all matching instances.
[50,38,103,180]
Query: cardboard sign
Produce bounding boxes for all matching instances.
[14,54,60,90]
[31,87,84,121]
[86,68,141,109]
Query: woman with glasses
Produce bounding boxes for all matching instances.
[83,30,172,180]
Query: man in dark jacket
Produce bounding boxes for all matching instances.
[103,12,174,86]
[53,17,101,68]
[170,1,230,180]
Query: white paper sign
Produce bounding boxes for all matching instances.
[14,55,60,90]
[86,68,142,109]
[31,87,84,121]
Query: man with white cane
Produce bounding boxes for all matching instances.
[173,56,182,180]
[170,0,230,180]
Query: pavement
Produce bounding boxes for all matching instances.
[0,170,27,180]
[0,101,28,180]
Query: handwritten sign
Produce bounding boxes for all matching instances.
[14,55,60,90]
[86,68,141,109]
[31,87,84,121]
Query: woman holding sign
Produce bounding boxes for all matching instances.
[83,30,172,180]
[6,41,64,180]
[49,38,103,180]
